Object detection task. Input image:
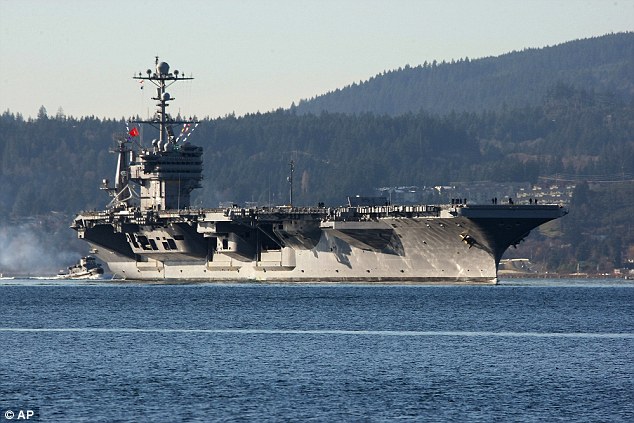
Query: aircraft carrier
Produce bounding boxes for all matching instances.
[71,58,568,283]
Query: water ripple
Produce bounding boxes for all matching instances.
[1,327,632,338]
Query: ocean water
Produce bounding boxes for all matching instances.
[0,278,632,422]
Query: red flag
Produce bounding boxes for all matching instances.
[129,127,139,137]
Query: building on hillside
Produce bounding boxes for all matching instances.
[375,182,575,205]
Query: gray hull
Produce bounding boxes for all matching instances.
[73,204,567,284]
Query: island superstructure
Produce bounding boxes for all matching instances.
[71,58,568,283]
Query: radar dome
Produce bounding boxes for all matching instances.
[157,62,170,75]
[162,92,171,101]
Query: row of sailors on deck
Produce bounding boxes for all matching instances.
[491,197,539,205]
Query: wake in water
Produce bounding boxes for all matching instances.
[1,327,632,339]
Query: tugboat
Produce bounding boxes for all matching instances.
[70,57,568,283]
[57,256,104,279]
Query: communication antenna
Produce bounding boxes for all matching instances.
[288,160,295,206]
[130,56,196,146]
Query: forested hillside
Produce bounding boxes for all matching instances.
[193,85,633,207]
[295,32,634,116]
[3,85,631,215]
[0,111,119,216]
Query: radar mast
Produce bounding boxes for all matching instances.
[131,56,196,146]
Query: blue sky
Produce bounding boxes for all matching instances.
[1,0,632,119]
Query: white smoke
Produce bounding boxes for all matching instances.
[0,220,83,276]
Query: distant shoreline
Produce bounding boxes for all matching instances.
[500,272,630,280]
